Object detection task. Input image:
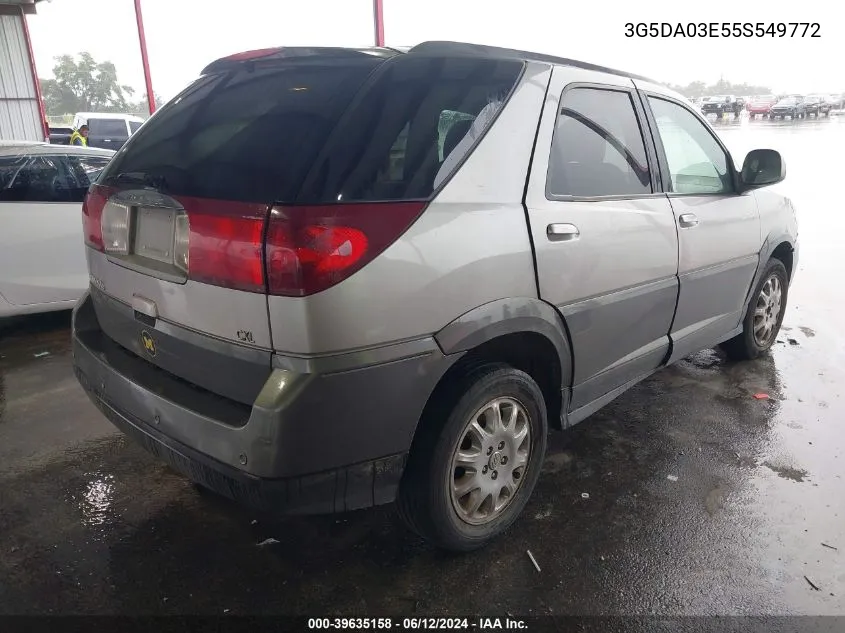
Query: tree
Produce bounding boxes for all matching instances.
[127,92,165,118]
[39,52,135,116]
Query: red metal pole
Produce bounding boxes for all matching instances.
[373,0,385,47]
[20,7,49,142]
[134,0,156,115]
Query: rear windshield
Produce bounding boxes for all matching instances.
[101,55,523,204]
[90,119,128,137]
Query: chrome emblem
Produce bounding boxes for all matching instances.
[141,331,156,357]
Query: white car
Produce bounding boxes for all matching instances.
[0,142,114,317]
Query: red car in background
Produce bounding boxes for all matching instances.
[747,95,779,119]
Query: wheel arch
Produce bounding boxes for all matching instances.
[431,298,574,431]
[743,234,796,313]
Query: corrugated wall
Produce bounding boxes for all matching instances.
[0,12,41,141]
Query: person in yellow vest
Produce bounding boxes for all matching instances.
[69,124,89,147]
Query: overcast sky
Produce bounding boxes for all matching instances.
[28,0,843,102]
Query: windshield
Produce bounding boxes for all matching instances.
[777,98,797,105]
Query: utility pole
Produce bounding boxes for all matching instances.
[373,0,385,47]
[134,0,156,115]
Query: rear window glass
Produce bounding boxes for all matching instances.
[90,119,128,136]
[102,55,523,204]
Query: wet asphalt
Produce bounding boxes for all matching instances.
[0,116,843,617]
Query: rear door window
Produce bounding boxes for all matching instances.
[547,87,652,198]
[102,55,524,204]
[0,155,83,203]
[129,121,143,134]
[65,154,112,194]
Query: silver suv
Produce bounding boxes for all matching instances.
[72,42,798,551]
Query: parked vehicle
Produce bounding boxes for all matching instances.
[71,42,799,551]
[73,113,145,151]
[0,142,114,317]
[770,96,805,119]
[747,95,778,119]
[700,95,743,118]
[804,95,830,117]
[48,126,74,145]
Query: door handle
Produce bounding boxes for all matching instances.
[678,213,699,228]
[547,223,580,241]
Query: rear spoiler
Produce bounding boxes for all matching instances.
[201,47,399,76]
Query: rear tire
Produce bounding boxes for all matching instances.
[397,364,548,551]
[722,258,788,361]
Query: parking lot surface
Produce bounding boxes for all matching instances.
[1,117,843,616]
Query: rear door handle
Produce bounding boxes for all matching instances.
[547,223,580,241]
[678,213,699,228]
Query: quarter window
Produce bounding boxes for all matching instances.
[648,97,733,194]
[547,87,652,197]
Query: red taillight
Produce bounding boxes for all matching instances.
[83,190,422,296]
[266,202,425,297]
[176,197,269,293]
[81,184,113,251]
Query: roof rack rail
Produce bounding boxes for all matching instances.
[408,41,659,85]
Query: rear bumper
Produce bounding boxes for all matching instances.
[72,291,455,513]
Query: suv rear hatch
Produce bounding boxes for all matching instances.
[83,48,524,407]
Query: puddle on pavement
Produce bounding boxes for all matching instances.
[798,326,816,338]
[69,471,117,528]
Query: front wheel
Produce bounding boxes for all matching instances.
[722,258,789,361]
[397,364,548,551]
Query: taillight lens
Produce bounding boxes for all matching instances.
[82,192,422,296]
[82,185,113,251]
[174,213,190,274]
[101,201,131,254]
[177,197,269,293]
[266,202,425,296]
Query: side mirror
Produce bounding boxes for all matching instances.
[740,149,785,191]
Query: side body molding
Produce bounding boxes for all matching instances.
[434,297,574,413]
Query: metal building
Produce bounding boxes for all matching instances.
[0,0,47,142]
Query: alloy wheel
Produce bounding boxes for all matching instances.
[449,397,531,525]
[753,274,783,347]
